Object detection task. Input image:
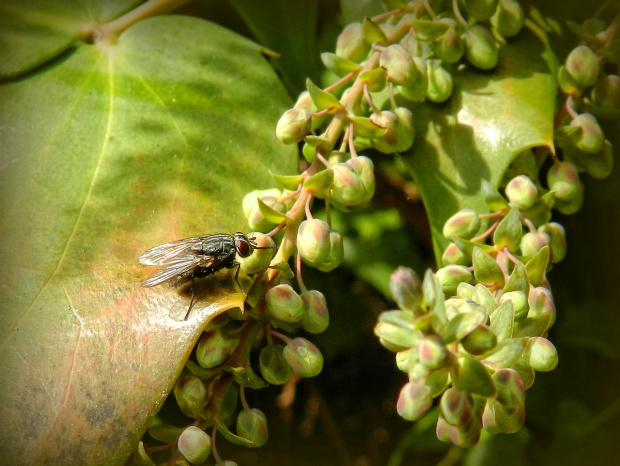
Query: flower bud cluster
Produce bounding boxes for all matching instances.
[555,18,620,183]
[376,262,558,447]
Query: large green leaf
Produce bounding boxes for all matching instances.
[0,15,296,464]
[403,27,557,263]
[0,0,143,78]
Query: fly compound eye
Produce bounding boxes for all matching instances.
[235,238,252,258]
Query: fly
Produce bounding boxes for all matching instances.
[139,232,271,319]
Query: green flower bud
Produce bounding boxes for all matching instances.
[520,231,551,261]
[464,0,500,22]
[585,139,614,180]
[396,347,414,372]
[301,290,329,333]
[440,387,474,426]
[336,22,371,63]
[523,336,558,372]
[283,337,324,377]
[174,376,207,416]
[330,157,375,208]
[408,361,430,382]
[590,74,620,120]
[243,189,284,231]
[348,155,376,200]
[491,0,525,38]
[538,222,566,263]
[443,242,471,266]
[316,230,344,272]
[482,399,525,434]
[565,45,600,88]
[397,57,429,102]
[557,65,581,96]
[492,368,525,407]
[505,175,538,210]
[397,382,432,421]
[448,416,483,448]
[236,408,268,447]
[443,208,480,239]
[178,426,212,464]
[297,219,331,264]
[436,265,475,296]
[371,109,415,154]
[527,286,555,324]
[390,266,423,312]
[461,324,497,355]
[196,329,239,369]
[464,24,499,70]
[238,232,276,275]
[380,44,418,86]
[276,108,312,145]
[265,284,305,323]
[418,335,448,369]
[374,310,422,352]
[426,59,453,103]
[294,91,325,130]
[547,161,583,202]
[431,18,464,63]
[436,414,452,442]
[570,113,605,154]
[259,344,292,385]
[499,290,529,320]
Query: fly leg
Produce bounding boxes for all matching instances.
[184,277,196,320]
[233,262,248,298]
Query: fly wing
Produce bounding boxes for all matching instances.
[139,237,203,265]
[141,252,218,287]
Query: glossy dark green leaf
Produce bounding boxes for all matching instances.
[0,15,296,464]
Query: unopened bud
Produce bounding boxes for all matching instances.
[418,335,447,369]
[483,399,525,434]
[570,113,605,154]
[492,368,525,407]
[547,161,583,202]
[431,18,464,63]
[499,290,529,320]
[585,139,614,180]
[390,266,423,312]
[259,344,292,385]
[442,242,470,266]
[426,60,453,103]
[523,336,558,372]
[297,219,331,264]
[436,265,475,296]
[336,22,371,63]
[196,329,239,368]
[440,387,474,426]
[464,24,499,70]
[590,74,620,119]
[464,0,500,22]
[371,109,415,154]
[380,44,418,85]
[237,408,268,447]
[301,290,329,333]
[461,324,497,355]
[283,337,324,377]
[565,45,600,88]
[443,208,480,239]
[397,382,432,421]
[491,0,525,38]
[505,174,538,210]
[265,284,305,323]
[520,231,551,261]
[276,108,312,145]
[374,310,422,352]
[178,426,212,464]
[316,230,344,272]
[538,222,566,263]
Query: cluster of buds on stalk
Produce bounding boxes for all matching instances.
[376,175,563,446]
[553,3,620,190]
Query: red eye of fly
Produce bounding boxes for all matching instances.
[236,238,252,258]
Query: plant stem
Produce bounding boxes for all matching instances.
[94,0,191,41]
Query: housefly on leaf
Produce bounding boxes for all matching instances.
[139,232,273,319]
